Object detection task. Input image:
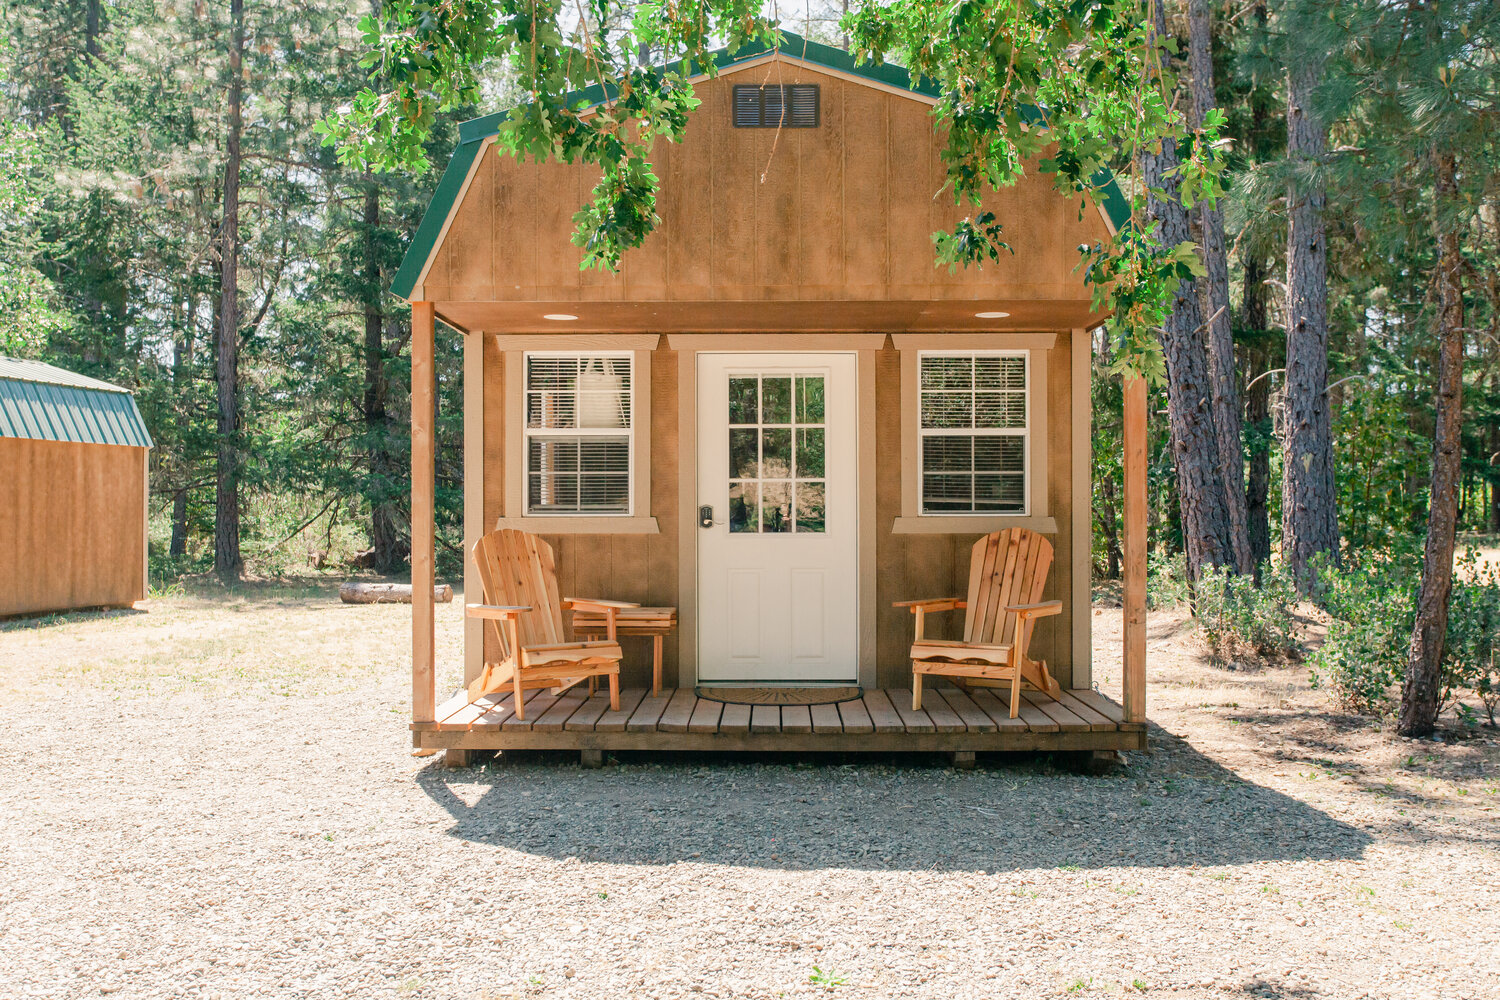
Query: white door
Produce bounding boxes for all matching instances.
[696,353,859,683]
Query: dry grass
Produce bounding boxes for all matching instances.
[0,576,467,700]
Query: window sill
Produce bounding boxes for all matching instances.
[891,515,1057,535]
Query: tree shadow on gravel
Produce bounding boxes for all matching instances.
[415,727,1373,872]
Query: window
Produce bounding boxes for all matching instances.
[918,352,1028,515]
[524,353,632,515]
[732,84,820,128]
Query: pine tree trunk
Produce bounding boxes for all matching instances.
[363,181,406,572]
[1398,149,1466,738]
[214,0,245,582]
[170,292,195,559]
[1281,59,1339,590]
[1243,256,1273,571]
[1188,0,1251,576]
[1141,0,1234,583]
[1490,372,1499,532]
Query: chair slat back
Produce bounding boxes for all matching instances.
[472,529,566,655]
[962,528,1054,646]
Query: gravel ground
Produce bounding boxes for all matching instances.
[1,584,1498,1000]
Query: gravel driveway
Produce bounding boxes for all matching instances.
[1,588,1497,999]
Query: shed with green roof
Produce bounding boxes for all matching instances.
[1,356,151,616]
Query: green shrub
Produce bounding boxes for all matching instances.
[1308,555,1413,714]
[1195,562,1300,665]
[1447,552,1500,727]
[1147,549,1191,609]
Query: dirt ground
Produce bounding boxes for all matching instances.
[1,582,1496,1000]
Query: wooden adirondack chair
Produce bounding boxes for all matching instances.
[894,528,1063,718]
[465,529,637,720]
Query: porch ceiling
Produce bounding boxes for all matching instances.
[432,298,1107,335]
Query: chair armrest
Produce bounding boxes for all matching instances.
[466,604,529,620]
[892,598,966,613]
[1007,601,1063,617]
[565,597,642,612]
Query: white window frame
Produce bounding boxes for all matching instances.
[522,350,636,518]
[916,349,1030,518]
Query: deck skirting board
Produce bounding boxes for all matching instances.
[414,729,1145,752]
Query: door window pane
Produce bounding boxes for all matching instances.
[725,372,828,533]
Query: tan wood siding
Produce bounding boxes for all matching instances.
[424,66,1109,306]
[482,337,1077,691]
[0,437,147,616]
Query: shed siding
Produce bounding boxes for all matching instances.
[0,437,147,616]
[479,336,1078,691]
[423,65,1110,306]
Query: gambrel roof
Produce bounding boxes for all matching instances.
[392,32,1129,302]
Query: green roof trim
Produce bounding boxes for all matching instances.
[392,30,1130,300]
[0,357,153,448]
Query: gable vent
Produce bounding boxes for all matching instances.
[733,84,820,128]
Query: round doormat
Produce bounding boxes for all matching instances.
[694,686,864,707]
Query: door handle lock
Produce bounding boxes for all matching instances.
[699,505,715,528]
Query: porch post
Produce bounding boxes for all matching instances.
[1122,374,1147,723]
[411,300,437,724]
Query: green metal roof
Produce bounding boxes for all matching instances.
[392,30,1130,300]
[0,357,153,448]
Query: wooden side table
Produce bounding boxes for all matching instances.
[570,606,678,696]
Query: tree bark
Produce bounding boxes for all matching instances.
[1281,58,1340,590]
[214,0,245,582]
[362,181,407,572]
[1141,0,1234,583]
[1188,0,1251,576]
[169,289,197,558]
[339,582,452,605]
[1243,256,1273,571]
[1398,148,1466,738]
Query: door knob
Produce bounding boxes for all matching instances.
[699,505,715,528]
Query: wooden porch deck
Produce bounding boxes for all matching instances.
[414,686,1146,753]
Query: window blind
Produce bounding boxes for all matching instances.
[525,354,632,515]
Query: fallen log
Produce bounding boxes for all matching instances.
[339,582,453,605]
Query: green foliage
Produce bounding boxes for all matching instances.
[1146,549,1190,610]
[321,0,1233,378]
[1334,377,1430,554]
[1446,553,1500,727]
[1309,554,1414,714]
[1195,562,1300,665]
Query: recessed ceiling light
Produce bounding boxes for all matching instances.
[543,313,579,321]
[974,310,1010,319]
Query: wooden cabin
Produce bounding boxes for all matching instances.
[396,37,1150,761]
[0,357,152,617]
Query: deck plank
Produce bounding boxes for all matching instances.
[1055,690,1115,731]
[838,696,875,734]
[718,703,751,733]
[566,690,620,732]
[657,689,698,732]
[503,689,563,730]
[1008,690,1059,732]
[1070,689,1146,731]
[473,690,533,730]
[750,705,781,733]
[533,691,590,732]
[934,688,997,733]
[780,705,813,734]
[891,689,936,733]
[809,702,843,733]
[625,690,673,731]
[435,690,475,725]
[592,688,648,732]
[687,698,724,734]
[921,690,967,733]
[1023,691,1092,733]
[861,690,903,734]
[965,688,1030,732]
